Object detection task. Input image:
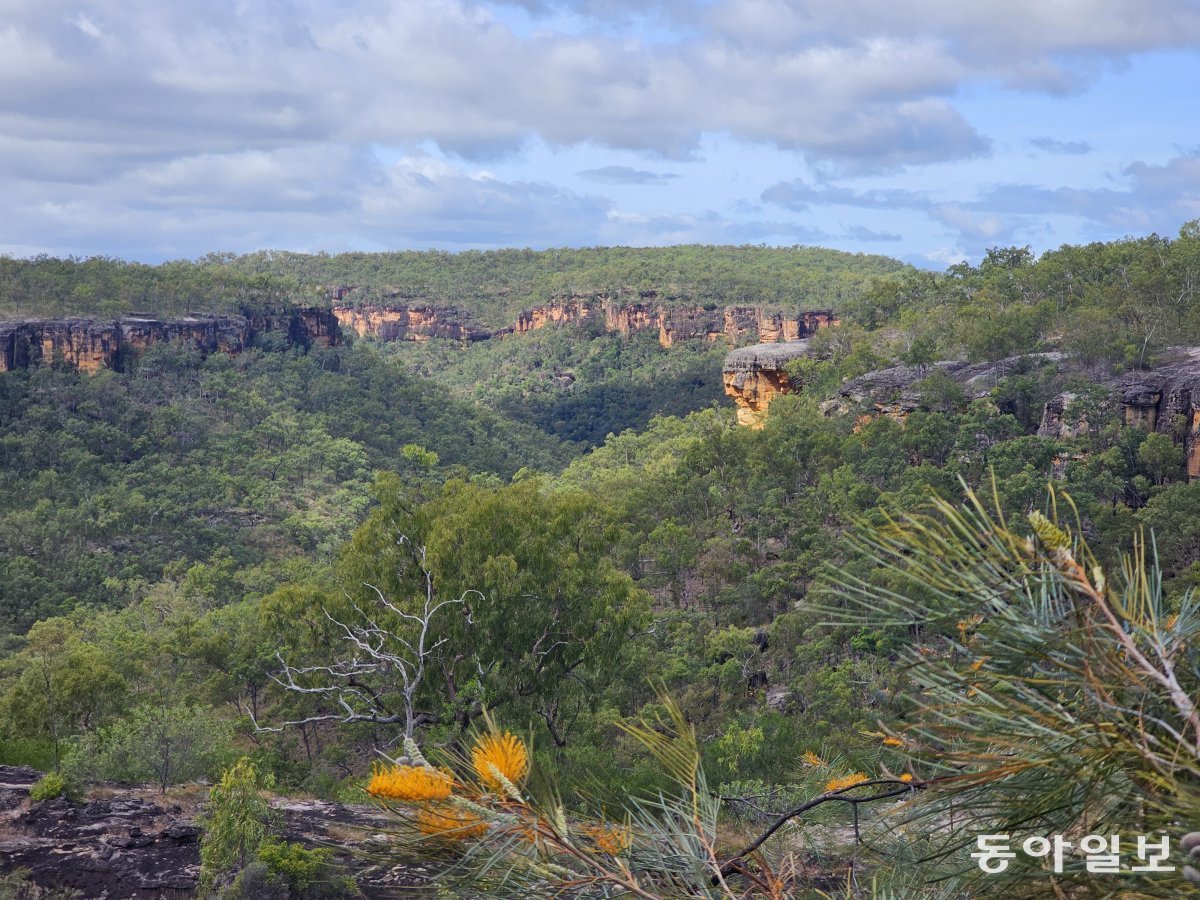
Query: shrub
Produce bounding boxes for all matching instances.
[216,862,287,900]
[256,841,357,899]
[0,867,82,899]
[28,772,80,803]
[66,702,232,794]
[199,760,361,898]
[198,758,275,895]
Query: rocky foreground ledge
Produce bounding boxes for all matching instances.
[0,766,428,899]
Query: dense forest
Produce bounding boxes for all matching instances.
[2,233,1200,898]
[0,245,904,324]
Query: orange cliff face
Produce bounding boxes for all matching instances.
[1116,358,1200,482]
[514,300,598,334]
[334,306,411,339]
[0,308,338,374]
[37,320,120,373]
[330,288,838,350]
[295,309,339,347]
[823,347,1200,482]
[722,341,812,428]
[605,301,659,337]
[332,305,488,343]
[503,295,837,349]
[1189,409,1200,480]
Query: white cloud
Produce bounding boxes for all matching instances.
[576,166,679,184]
[1030,137,1094,156]
[0,149,614,258]
[969,151,1200,235]
[761,179,929,211]
[931,203,1008,240]
[0,0,1138,176]
[1,0,1198,257]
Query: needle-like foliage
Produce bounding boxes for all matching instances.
[818,479,1200,897]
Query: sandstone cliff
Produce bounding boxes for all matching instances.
[332,289,837,349]
[827,353,1066,425]
[507,296,836,349]
[1036,347,1200,479]
[333,304,490,343]
[722,341,812,428]
[0,308,338,374]
[803,347,1200,480]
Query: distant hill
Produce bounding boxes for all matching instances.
[0,246,909,325]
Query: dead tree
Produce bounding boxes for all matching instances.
[251,536,476,749]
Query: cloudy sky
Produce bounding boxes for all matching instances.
[3,0,1200,267]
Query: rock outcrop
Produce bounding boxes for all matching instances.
[0,765,431,898]
[4,292,836,374]
[0,766,201,898]
[0,307,338,374]
[829,353,1066,425]
[1038,347,1200,479]
[723,341,812,428]
[808,346,1200,480]
[333,304,490,343]
[332,288,837,350]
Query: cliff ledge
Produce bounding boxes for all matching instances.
[723,341,812,428]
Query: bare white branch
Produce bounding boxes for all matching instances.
[256,539,477,741]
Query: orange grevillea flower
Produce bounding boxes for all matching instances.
[824,772,869,792]
[582,823,632,855]
[367,763,454,803]
[802,750,825,768]
[416,804,489,841]
[472,731,529,792]
[882,736,904,748]
[516,818,545,846]
[898,773,914,783]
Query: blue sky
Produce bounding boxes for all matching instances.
[2,0,1200,268]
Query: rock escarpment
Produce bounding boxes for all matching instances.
[332,289,837,349]
[828,353,1065,425]
[0,307,338,374]
[506,296,836,349]
[1037,347,1200,479]
[333,304,490,343]
[722,341,812,428]
[4,292,837,374]
[796,346,1200,480]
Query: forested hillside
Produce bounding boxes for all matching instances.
[3,232,1200,897]
[0,245,904,324]
[225,245,906,325]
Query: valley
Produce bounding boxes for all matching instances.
[2,237,1199,897]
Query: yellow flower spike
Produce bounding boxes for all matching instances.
[802,750,825,768]
[898,773,914,783]
[416,804,489,841]
[1028,511,1071,551]
[472,731,529,792]
[882,736,904,748]
[582,823,632,855]
[366,763,455,803]
[824,772,869,792]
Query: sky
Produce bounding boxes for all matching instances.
[3,0,1200,269]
